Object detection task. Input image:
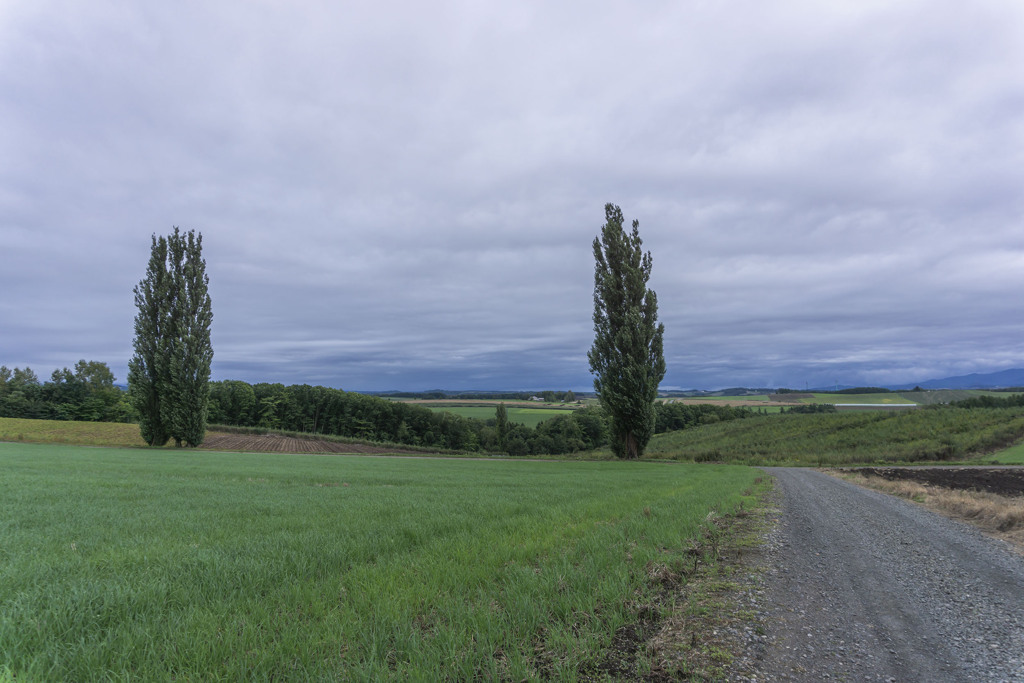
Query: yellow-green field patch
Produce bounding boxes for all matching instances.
[0,417,148,448]
[807,393,916,405]
[991,441,1024,464]
[424,405,572,426]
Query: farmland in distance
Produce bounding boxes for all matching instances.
[393,399,580,427]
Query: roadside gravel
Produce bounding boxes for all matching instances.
[737,468,1024,682]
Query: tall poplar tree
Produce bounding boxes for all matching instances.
[587,204,666,459]
[495,402,509,451]
[128,228,213,447]
[128,234,171,446]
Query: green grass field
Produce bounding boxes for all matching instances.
[803,390,1007,406]
[665,390,1008,408]
[991,442,1024,464]
[424,405,572,427]
[666,395,770,402]
[0,442,761,681]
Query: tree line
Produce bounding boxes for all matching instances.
[206,380,605,454]
[946,393,1024,409]
[0,361,130,422]
[0,357,749,454]
[206,380,749,455]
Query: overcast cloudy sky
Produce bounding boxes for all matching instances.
[2,1,1023,392]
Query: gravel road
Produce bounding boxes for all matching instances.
[746,468,1024,682]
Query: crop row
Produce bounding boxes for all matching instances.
[641,405,1024,465]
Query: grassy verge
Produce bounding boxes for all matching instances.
[644,476,777,680]
[0,442,761,681]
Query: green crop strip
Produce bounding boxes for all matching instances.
[638,406,1024,465]
[422,405,571,427]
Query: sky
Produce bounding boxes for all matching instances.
[2,1,1023,392]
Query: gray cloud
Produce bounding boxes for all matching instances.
[2,1,1023,391]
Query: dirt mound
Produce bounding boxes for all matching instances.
[847,467,1024,497]
[200,432,426,455]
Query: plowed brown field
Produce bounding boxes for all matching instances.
[200,432,425,455]
[844,466,1024,497]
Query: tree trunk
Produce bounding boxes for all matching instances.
[625,432,640,459]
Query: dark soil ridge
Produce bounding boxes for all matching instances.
[200,432,428,455]
[844,467,1024,497]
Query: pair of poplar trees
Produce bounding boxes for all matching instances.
[128,228,213,448]
[126,206,663,458]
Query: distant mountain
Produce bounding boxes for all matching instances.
[354,371,1024,396]
[889,368,1024,391]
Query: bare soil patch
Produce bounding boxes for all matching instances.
[200,432,426,455]
[673,398,777,407]
[847,466,1024,497]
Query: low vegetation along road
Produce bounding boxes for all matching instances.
[746,469,1024,681]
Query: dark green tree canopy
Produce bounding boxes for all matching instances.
[587,203,666,459]
[495,402,510,452]
[128,228,213,447]
[72,360,116,391]
[128,234,170,446]
[1,361,126,422]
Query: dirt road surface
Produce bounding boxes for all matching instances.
[746,468,1024,682]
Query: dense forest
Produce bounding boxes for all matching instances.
[0,362,130,422]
